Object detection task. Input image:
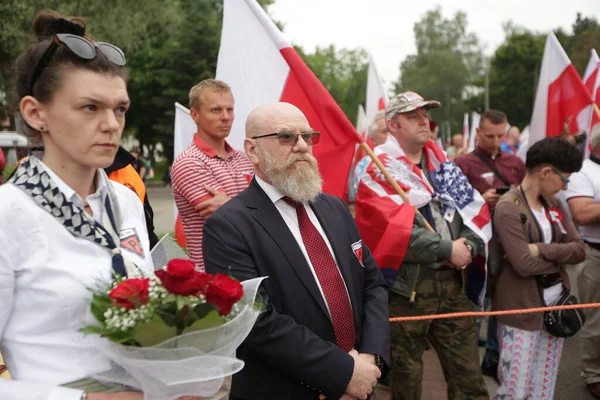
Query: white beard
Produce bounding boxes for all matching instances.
[261,149,323,203]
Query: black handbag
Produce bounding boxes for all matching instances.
[542,287,586,338]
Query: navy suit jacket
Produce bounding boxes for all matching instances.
[203,178,390,400]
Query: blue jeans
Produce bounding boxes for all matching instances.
[485,316,499,361]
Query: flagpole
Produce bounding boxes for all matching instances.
[593,103,600,121]
[359,142,435,233]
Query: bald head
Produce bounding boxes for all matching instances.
[245,102,308,138]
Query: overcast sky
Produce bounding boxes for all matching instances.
[270,0,600,91]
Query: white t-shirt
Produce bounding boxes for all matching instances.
[565,159,600,243]
[0,167,154,400]
[531,208,563,304]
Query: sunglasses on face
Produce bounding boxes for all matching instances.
[29,34,126,95]
[551,167,570,185]
[252,131,321,146]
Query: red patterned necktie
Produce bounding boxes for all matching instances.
[283,197,355,352]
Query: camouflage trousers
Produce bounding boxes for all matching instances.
[389,269,489,400]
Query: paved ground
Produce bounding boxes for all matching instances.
[147,185,593,400]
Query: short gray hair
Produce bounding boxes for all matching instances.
[367,110,386,139]
[591,124,600,151]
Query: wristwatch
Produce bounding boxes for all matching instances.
[374,354,385,372]
[466,243,473,255]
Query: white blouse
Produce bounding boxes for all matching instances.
[0,165,154,400]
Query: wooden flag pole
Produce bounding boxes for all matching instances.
[593,103,600,121]
[359,141,435,233]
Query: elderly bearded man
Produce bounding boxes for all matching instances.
[203,102,390,400]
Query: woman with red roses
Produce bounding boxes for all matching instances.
[0,10,199,400]
[491,137,587,399]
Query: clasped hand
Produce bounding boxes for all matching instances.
[319,349,380,400]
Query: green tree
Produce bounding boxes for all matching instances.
[0,0,275,164]
[296,44,368,124]
[393,6,484,139]
[488,31,546,129]
[0,0,181,121]
[489,13,600,129]
[569,13,600,75]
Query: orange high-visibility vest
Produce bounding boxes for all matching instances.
[108,164,146,203]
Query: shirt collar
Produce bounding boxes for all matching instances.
[38,160,108,206]
[194,134,233,159]
[475,145,502,159]
[255,174,287,205]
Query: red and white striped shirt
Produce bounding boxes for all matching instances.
[172,135,254,270]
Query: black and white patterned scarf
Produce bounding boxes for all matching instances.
[9,156,135,277]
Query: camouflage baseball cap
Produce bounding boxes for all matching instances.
[385,91,441,119]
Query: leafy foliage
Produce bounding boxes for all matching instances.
[296,44,369,125]
[393,6,484,138]
[489,13,600,130]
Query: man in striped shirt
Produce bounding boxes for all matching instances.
[171,79,253,270]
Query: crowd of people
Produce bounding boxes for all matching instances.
[1,8,599,400]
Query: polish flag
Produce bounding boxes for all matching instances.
[462,112,469,148]
[356,104,369,136]
[529,33,594,150]
[365,55,388,120]
[577,50,600,143]
[172,102,201,248]
[216,0,362,199]
[353,104,372,163]
[468,111,480,152]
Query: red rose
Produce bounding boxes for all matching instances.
[205,274,244,316]
[156,259,213,296]
[108,278,150,309]
[165,259,196,277]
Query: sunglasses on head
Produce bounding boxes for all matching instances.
[252,131,321,146]
[29,33,126,95]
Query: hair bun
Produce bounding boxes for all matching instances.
[33,10,86,41]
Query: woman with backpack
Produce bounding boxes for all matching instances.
[492,137,587,399]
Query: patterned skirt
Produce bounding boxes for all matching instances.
[493,324,564,399]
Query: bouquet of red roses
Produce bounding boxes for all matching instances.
[82,259,245,346]
[81,240,265,400]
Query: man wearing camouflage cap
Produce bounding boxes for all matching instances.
[355,92,490,400]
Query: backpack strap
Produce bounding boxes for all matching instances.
[497,191,533,242]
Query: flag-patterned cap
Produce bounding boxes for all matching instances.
[385,91,441,120]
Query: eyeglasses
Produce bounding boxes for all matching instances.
[29,34,126,95]
[551,167,570,185]
[252,131,321,146]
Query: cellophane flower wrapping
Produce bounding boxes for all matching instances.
[90,234,265,400]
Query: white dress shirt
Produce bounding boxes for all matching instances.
[0,164,154,400]
[254,175,351,315]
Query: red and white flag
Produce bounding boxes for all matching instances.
[529,33,594,150]
[576,50,599,135]
[468,111,480,152]
[355,136,492,304]
[216,0,362,198]
[356,104,369,137]
[365,55,388,121]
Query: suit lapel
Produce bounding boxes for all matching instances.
[246,181,330,320]
[310,198,359,323]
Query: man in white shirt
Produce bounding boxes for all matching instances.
[202,102,390,400]
[566,124,600,399]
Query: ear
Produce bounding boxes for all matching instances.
[476,127,481,136]
[20,95,47,132]
[244,138,260,165]
[189,107,200,125]
[386,118,397,132]
[539,166,552,179]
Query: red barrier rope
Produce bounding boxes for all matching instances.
[389,302,600,322]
